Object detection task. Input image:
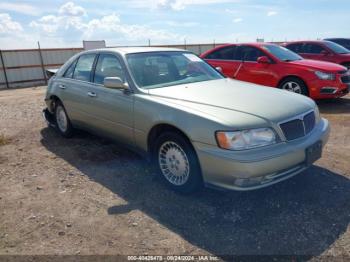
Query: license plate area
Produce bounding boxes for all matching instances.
[306,141,322,165]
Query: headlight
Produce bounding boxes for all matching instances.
[315,71,335,80]
[314,105,321,123]
[216,128,276,151]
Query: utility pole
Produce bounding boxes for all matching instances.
[38,41,47,85]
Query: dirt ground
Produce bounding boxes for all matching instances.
[0,86,349,260]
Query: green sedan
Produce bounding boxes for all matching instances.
[43,47,330,193]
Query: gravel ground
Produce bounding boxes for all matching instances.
[0,86,349,260]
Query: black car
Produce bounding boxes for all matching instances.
[324,38,350,50]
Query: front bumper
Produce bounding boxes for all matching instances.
[193,118,330,191]
[309,77,349,99]
[43,108,56,127]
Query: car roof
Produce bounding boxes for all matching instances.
[82,46,187,55]
[215,42,278,47]
[284,40,330,45]
[324,38,350,41]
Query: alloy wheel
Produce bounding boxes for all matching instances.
[56,105,68,132]
[158,141,190,186]
[281,81,302,94]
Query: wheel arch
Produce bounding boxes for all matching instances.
[46,95,63,112]
[147,123,193,155]
[277,75,309,95]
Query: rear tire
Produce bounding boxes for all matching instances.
[153,132,203,194]
[54,101,74,138]
[278,77,308,96]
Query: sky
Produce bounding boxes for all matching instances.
[0,0,349,49]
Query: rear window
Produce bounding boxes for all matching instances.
[304,44,325,54]
[205,46,235,60]
[63,59,77,78]
[286,43,304,53]
[73,54,96,82]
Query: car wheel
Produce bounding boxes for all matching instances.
[153,132,203,194]
[279,77,308,96]
[54,101,73,138]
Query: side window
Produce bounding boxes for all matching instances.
[93,54,125,85]
[286,44,304,53]
[235,46,265,62]
[335,40,350,49]
[205,46,235,60]
[73,54,96,82]
[63,59,77,78]
[304,44,325,54]
[233,46,244,61]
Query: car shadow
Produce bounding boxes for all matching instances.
[317,96,350,114]
[40,127,350,257]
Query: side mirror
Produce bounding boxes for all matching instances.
[257,56,270,64]
[103,77,128,90]
[215,66,223,73]
[321,50,330,56]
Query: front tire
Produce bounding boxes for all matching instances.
[153,132,203,194]
[54,101,73,138]
[278,77,308,96]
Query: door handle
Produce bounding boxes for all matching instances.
[58,84,66,89]
[87,92,97,97]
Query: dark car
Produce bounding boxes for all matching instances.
[324,38,350,50]
[283,40,350,68]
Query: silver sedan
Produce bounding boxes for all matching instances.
[43,47,330,193]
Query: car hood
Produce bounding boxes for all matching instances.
[289,59,346,72]
[147,78,315,125]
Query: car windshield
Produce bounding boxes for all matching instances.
[262,44,303,62]
[126,51,224,89]
[323,41,350,54]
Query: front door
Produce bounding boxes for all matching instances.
[234,46,277,87]
[84,53,134,145]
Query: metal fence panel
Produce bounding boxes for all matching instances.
[2,50,41,67]
[0,69,5,89]
[0,44,225,89]
[6,67,43,82]
[41,49,81,65]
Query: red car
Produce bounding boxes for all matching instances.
[283,40,350,69]
[200,43,349,99]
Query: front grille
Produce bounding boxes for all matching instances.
[341,75,350,83]
[304,111,316,134]
[280,111,315,141]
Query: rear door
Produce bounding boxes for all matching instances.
[203,46,239,78]
[84,53,134,145]
[56,53,97,126]
[234,45,277,87]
